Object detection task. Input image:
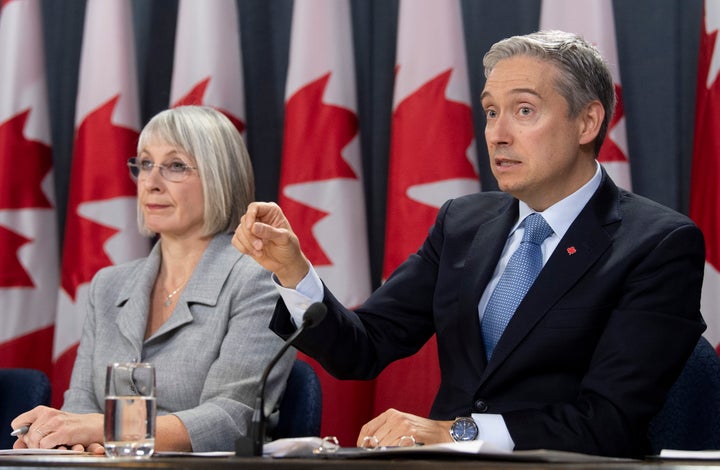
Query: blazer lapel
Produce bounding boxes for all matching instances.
[481,174,622,380]
[115,245,161,354]
[458,199,518,373]
[147,234,240,341]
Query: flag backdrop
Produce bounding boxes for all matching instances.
[170,0,245,132]
[374,0,480,419]
[0,0,57,374]
[690,0,720,352]
[540,0,632,190]
[0,0,706,438]
[279,0,374,445]
[52,0,149,406]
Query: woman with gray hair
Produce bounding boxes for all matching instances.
[12,106,293,453]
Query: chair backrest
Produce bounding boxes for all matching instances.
[0,368,51,449]
[271,360,322,440]
[647,336,720,453]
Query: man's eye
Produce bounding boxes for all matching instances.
[167,161,189,173]
[139,159,154,170]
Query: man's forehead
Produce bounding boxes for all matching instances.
[482,57,554,98]
[481,79,545,101]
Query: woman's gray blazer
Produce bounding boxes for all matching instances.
[62,233,294,451]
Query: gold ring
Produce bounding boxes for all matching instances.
[35,428,47,437]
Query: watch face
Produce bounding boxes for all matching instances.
[451,418,478,441]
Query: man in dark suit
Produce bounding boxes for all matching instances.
[233,30,705,458]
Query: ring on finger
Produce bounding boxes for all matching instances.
[35,428,47,438]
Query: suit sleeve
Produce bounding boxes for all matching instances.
[269,202,453,380]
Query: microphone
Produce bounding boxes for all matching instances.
[236,302,327,457]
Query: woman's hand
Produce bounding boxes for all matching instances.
[11,406,104,450]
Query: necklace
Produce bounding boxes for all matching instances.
[163,280,187,307]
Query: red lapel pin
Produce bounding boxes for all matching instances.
[566,246,577,255]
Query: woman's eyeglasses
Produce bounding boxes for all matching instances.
[127,157,197,182]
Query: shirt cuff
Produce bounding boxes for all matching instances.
[471,413,515,451]
[273,266,324,326]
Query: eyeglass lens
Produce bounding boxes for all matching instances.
[127,157,194,182]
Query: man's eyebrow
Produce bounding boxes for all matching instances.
[481,87,542,102]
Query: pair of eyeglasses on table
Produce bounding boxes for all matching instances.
[310,435,423,455]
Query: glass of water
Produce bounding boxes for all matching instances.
[104,362,156,458]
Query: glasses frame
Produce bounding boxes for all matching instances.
[127,157,198,183]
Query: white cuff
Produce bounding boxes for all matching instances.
[273,266,324,326]
[470,413,515,451]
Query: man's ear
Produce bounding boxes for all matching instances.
[578,100,604,146]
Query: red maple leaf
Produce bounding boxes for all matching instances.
[597,83,628,163]
[173,77,211,108]
[690,22,720,270]
[0,109,53,210]
[0,109,53,288]
[172,77,246,133]
[0,325,54,373]
[383,69,477,278]
[61,96,139,300]
[0,226,33,287]
[279,73,358,266]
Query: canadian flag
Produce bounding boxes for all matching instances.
[690,0,720,352]
[375,0,479,418]
[53,0,149,406]
[540,0,632,190]
[170,0,245,131]
[279,0,373,445]
[0,0,58,374]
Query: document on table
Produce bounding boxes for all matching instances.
[0,448,85,455]
[263,437,635,463]
[659,449,720,460]
[155,451,235,457]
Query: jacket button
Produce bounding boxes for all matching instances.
[474,399,488,413]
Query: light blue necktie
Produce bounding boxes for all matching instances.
[482,213,553,359]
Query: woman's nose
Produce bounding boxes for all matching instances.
[141,165,164,188]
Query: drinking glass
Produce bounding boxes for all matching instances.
[104,362,156,458]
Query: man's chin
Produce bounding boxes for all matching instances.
[495,180,519,196]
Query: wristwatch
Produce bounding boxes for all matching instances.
[449,416,479,442]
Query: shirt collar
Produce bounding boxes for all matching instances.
[514,161,602,239]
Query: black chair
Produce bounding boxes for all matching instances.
[271,360,322,439]
[0,368,51,449]
[647,336,720,453]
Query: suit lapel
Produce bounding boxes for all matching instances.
[459,199,518,372]
[481,174,622,381]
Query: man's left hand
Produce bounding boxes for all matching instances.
[357,408,454,447]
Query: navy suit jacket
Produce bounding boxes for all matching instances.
[271,171,706,457]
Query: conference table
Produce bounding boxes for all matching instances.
[0,450,719,470]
